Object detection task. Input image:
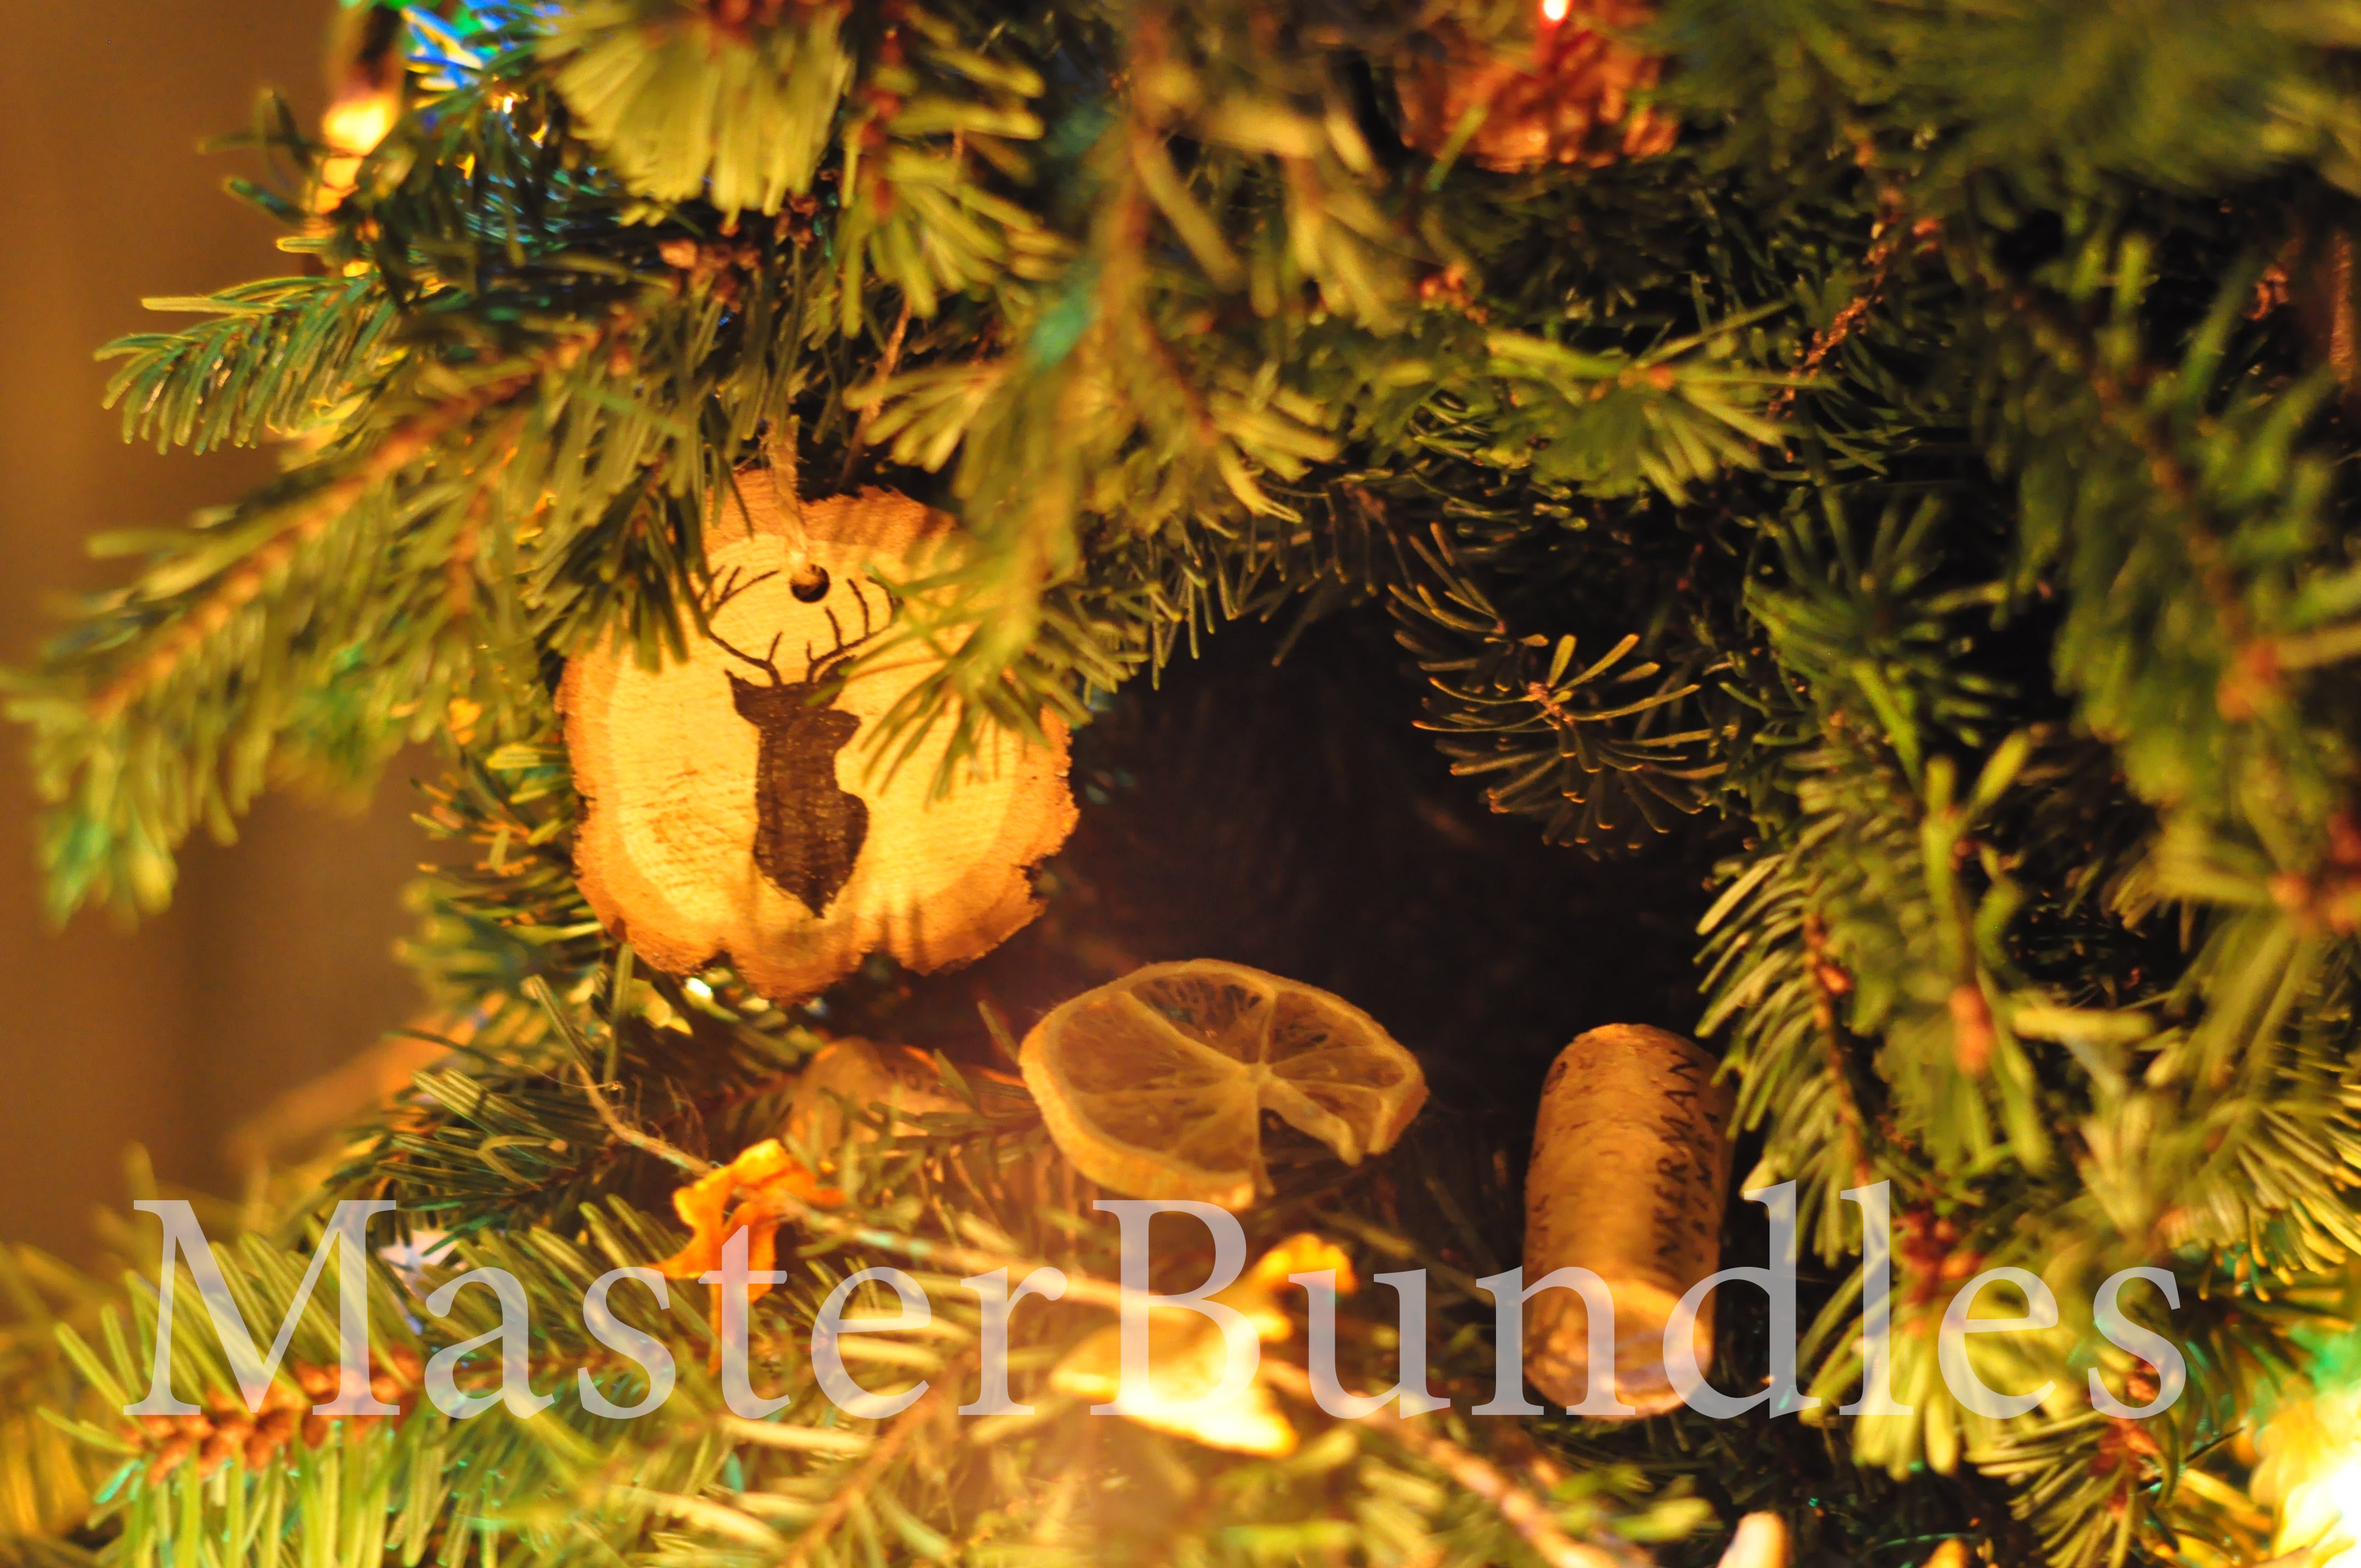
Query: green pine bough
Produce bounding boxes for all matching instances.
[9,1,2361,1566]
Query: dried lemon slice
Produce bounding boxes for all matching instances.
[1019,960,1427,1210]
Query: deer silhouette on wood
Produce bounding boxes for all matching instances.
[702,563,894,914]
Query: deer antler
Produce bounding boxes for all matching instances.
[703,565,777,622]
[702,567,787,682]
[806,576,893,683]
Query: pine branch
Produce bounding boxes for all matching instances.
[99,274,397,454]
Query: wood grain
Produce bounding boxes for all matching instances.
[562,465,1076,1004]
[1522,1023,1733,1417]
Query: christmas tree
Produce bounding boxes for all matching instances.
[8,2,2361,1566]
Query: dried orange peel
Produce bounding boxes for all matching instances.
[655,1139,843,1308]
[1019,961,1427,1210]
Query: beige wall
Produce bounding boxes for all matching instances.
[0,3,425,1256]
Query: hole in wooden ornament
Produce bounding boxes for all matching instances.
[789,563,831,602]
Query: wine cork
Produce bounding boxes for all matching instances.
[1523,1024,1733,1417]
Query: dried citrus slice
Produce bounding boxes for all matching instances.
[1019,960,1427,1210]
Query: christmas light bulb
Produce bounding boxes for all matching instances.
[2256,1387,2361,1568]
[322,94,396,158]
[1716,1513,1789,1568]
[314,91,396,210]
[313,3,405,212]
[2284,1453,2361,1568]
[1539,0,1571,22]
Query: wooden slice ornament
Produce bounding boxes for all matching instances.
[562,461,1077,1004]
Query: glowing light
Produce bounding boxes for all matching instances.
[2257,1388,2361,1568]
[1539,0,1571,23]
[313,89,398,212]
[1715,1514,1789,1568]
[2283,1457,2361,1567]
[322,94,397,157]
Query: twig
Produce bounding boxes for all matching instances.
[517,1057,1212,1322]
[786,1207,1206,1321]
[1261,1363,1646,1568]
[839,299,915,486]
[570,1060,715,1176]
[524,974,715,1175]
[1801,910,1873,1176]
[444,484,493,620]
[777,1359,966,1568]
[90,328,606,722]
[1961,258,2275,717]
[1767,275,1886,422]
[521,988,1243,1319]
[1766,214,1921,422]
